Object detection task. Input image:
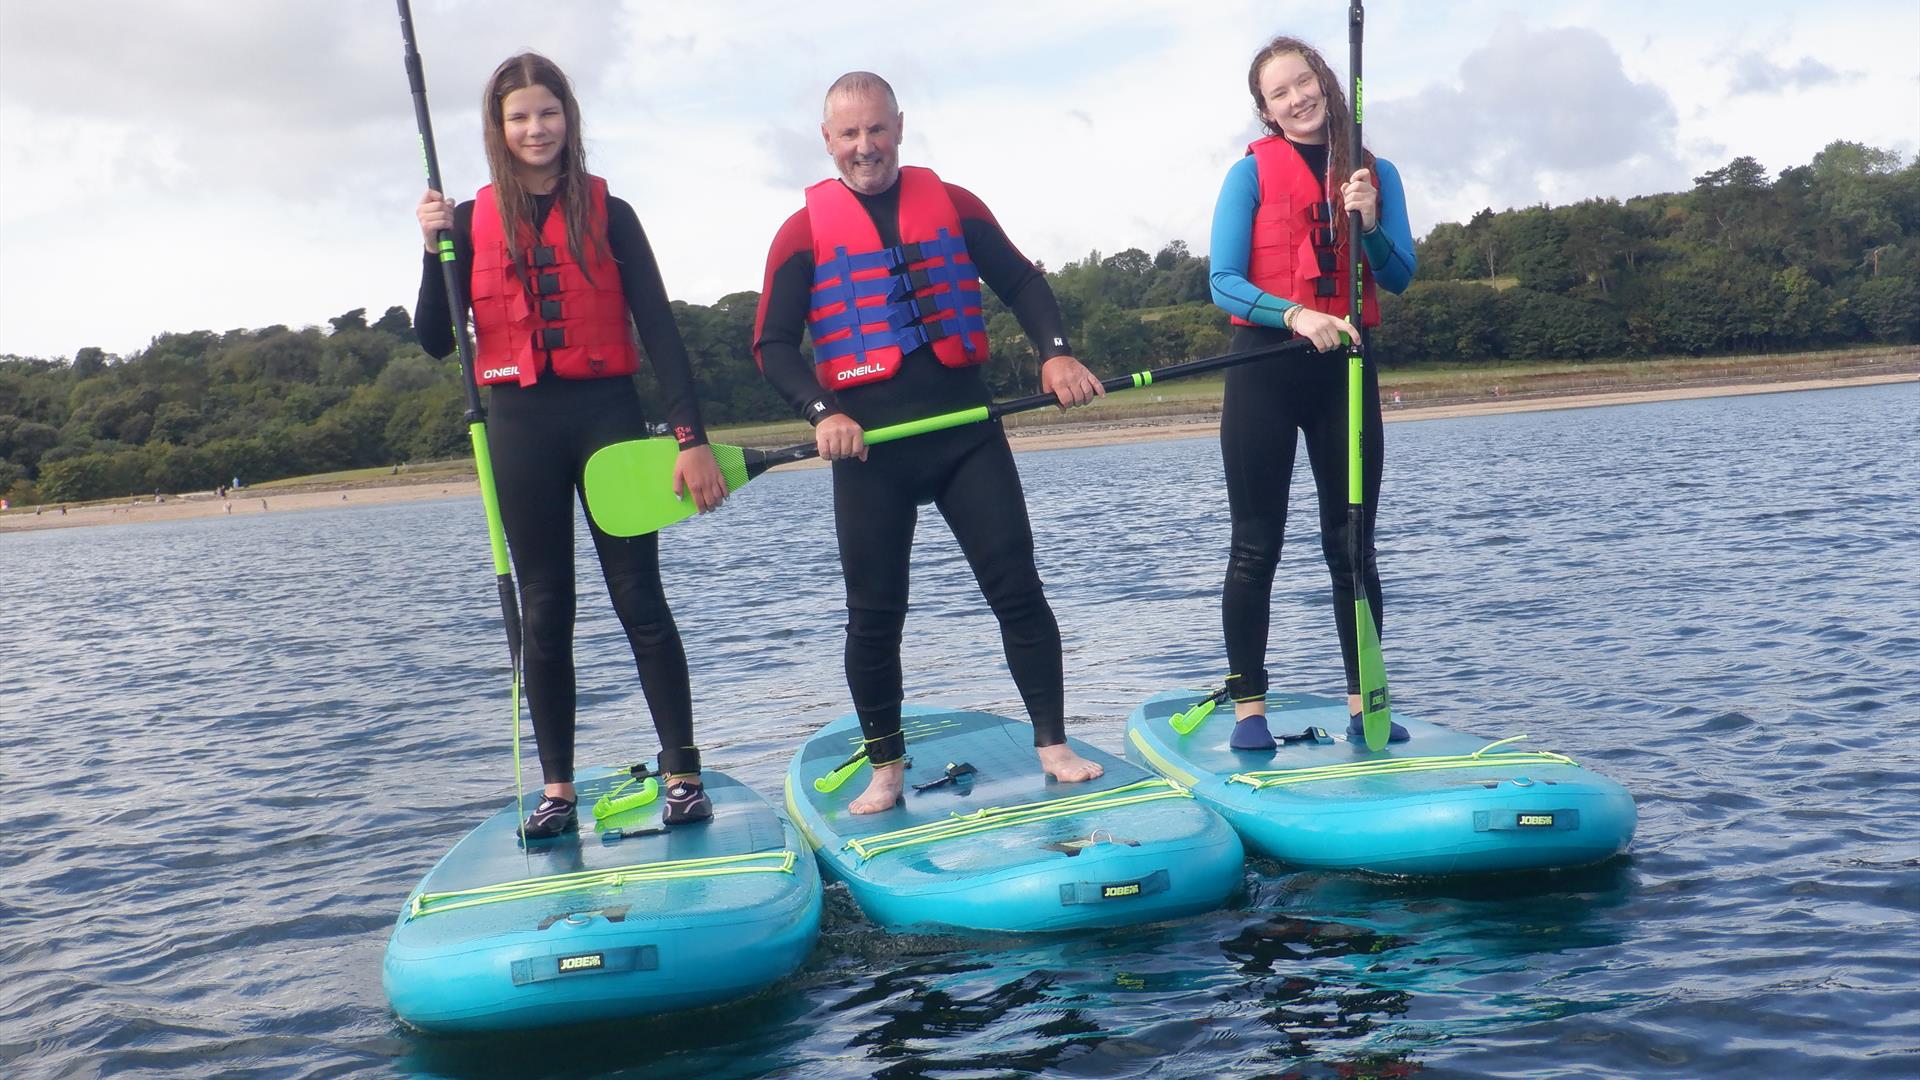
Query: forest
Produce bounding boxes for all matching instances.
[2,141,1913,504]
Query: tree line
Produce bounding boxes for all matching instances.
[2,141,1912,504]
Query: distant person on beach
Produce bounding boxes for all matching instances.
[413,52,725,838]
[1206,34,1417,750]
[752,71,1106,814]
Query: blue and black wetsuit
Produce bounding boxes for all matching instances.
[753,177,1075,767]
[1209,141,1415,703]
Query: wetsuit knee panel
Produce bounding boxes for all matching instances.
[517,580,577,655]
[844,606,906,647]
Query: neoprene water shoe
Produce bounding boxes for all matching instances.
[1347,713,1410,744]
[518,795,578,840]
[662,780,712,825]
[1230,714,1277,751]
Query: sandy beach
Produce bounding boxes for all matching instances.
[4,368,1913,535]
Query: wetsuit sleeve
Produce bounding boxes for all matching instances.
[752,207,843,424]
[414,200,476,359]
[947,184,1073,359]
[606,196,707,449]
[1361,157,1416,293]
[1208,156,1296,330]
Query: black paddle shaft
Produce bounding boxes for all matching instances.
[990,337,1314,417]
[746,337,1317,472]
[397,0,482,424]
[395,0,522,669]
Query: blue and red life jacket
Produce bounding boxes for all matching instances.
[1237,136,1380,330]
[470,174,639,387]
[804,166,990,390]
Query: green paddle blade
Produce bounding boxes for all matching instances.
[1356,599,1391,751]
[582,438,751,537]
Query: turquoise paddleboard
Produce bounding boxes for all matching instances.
[1126,689,1636,875]
[384,768,821,1032]
[785,706,1244,933]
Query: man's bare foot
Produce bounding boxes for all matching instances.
[1038,743,1103,783]
[848,761,906,814]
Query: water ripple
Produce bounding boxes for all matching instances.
[2,382,1917,1078]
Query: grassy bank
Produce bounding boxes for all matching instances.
[3,346,1909,518]
[711,344,1919,445]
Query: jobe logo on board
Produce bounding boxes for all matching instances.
[558,953,605,973]
[1102,882,1142,899]
[1517,814,1555,828]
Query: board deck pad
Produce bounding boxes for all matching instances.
[1126,689,1636,876]
[384,769,820,1032]
[785,706,1243,933]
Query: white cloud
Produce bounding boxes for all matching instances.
[1726,52,1858,96]
[1,0,1916,360]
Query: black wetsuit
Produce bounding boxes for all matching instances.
[1219,140,1386,703]
[415,188,707,782]
[753,177,1073,766]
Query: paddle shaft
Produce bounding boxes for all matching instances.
[745,337,1317,473]
[1347,0,1393,747]
[396,0,521,669]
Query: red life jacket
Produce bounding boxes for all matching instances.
[804,166,990,390]
[469,174,639,387]
[1236,136,1380,330]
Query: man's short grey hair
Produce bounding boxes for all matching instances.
[823,71,899,118]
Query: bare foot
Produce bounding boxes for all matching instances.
[848,761,905,814]
[1037,743,1104,783]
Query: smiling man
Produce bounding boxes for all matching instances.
[753,71,1107,814]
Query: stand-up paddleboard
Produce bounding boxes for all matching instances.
[784,706,1243,933]
[384,769,821,1032]
[1125,689,1635,875]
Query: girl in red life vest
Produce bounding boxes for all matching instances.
[412,53,726,837]
[1207,35,1419,751]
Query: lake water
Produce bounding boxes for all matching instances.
[3,382,1916,1078]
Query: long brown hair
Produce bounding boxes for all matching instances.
[1246,35,1376,247]
[480,53,605,276]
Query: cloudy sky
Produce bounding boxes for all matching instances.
[1,0,1914,360]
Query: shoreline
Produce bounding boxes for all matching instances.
[4,368,1913,535]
